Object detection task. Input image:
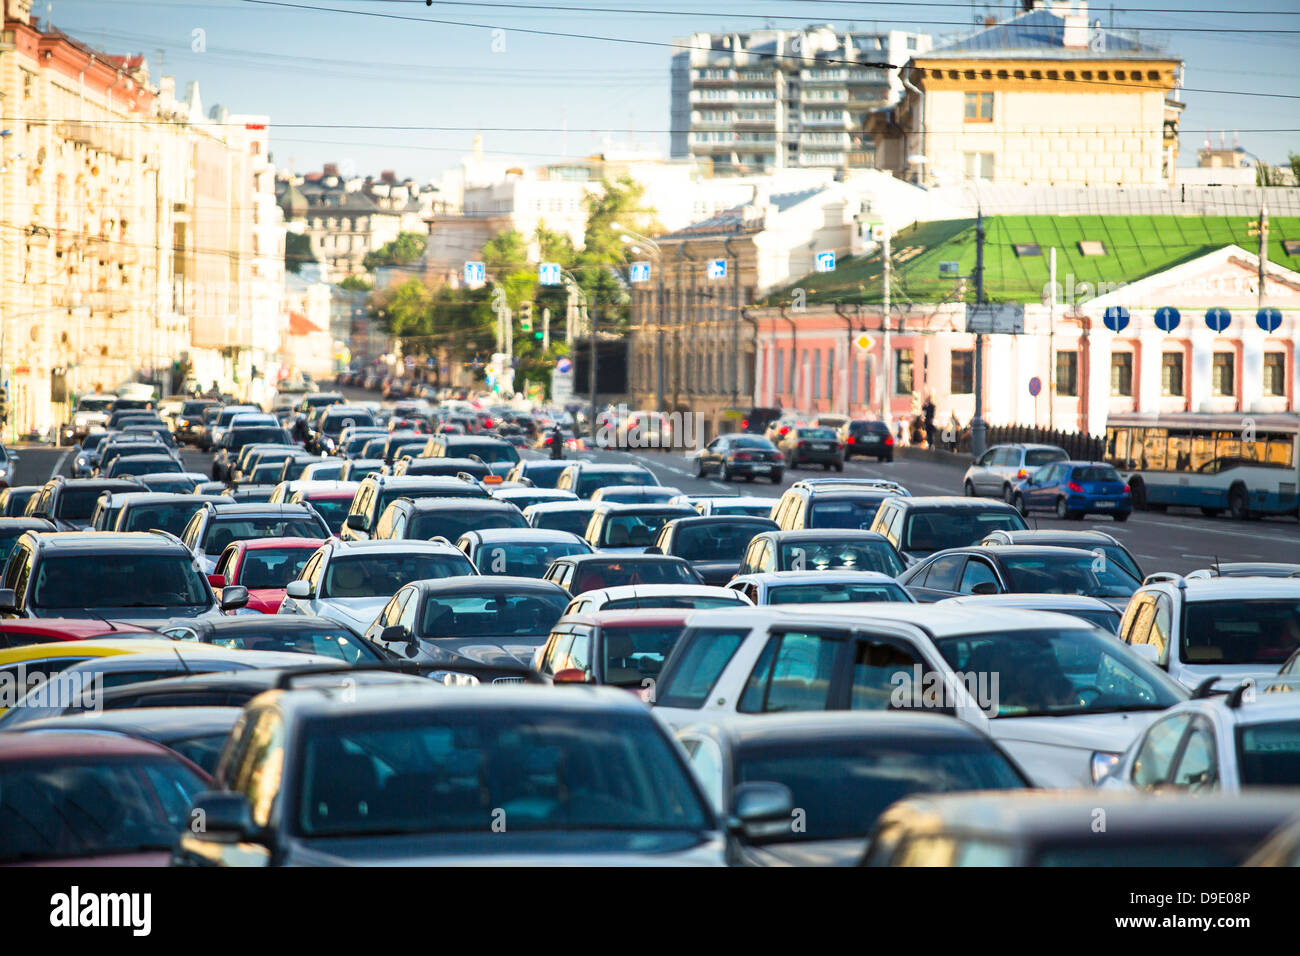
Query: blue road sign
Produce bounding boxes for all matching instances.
[1102,305,1130,333]
[1153,306,1181,333]
[629,262,651,283]
[707,259,727,280]
[1028,376,1042,397]
[815,251,836,273]
[556,358,573,374]
[464,261,486,285]
[538,262,562,286]
[1205,307,1231,333]
[1256,307,1282,333]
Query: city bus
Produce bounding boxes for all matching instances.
[1103,412,1300,520]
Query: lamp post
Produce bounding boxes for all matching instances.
[970,207,988,459]
[1238,149,1271,311]
[615,226,665,414]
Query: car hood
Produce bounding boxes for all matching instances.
[245,588,287,614]
[1174,663,1280,692]
[282,830,725,865]
[30,604,220,624]
[413,639,545,671]
[3,851,171,868]
[598,546,654,556]
[988,710,1162,787]
[315,596,390,632]
[741,839,866,867]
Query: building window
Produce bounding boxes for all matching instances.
[1212,352,1235,396]
[895,348,914,394]
[1056,351,1079,397]
[1263,352,1286,396]
[950,350,974,395]
[1161,352,1183,396]
[963,152,995,181]
[963,91,994,122]
[1110,352,1133,397]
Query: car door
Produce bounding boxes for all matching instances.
[1026,464,1057,509]
[735,627,850,714]
[957,555,1003,595]
[971,448,998,494]
[905,553,966,602]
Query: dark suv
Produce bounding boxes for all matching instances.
[213,425,293,481]
[372,496,528,542]
[180,502,330,574]
[341,474,490,542]
[26,476,143,531]
[770,478,911,532]
[868,495,1028,567]
[840,419,894,462]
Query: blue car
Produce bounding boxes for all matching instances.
[1011,460,1131,521]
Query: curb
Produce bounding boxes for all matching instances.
[897,445,971,468]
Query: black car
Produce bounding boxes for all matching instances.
[26,476,145,531]
[0,486,40,517]
[771,478,910,532]
[504,460,569,489]
[778,426,845,471]
[213,426,293,481]
[978,528,1143,582]
[522,500,599,537]
[422,435,521,475]
[372,496,530,542]
[897,545,1142,605]
[742,407,783,435]
[555,462,659,499]
[694,434,784,483]
[737,529,906,577]
[174,399,220,446]
[542,553,704,595]
[841,419,894,462]
[869,495,1028,566]
[0,517,55,568]
[651,515,778,585]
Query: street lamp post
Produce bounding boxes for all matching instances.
[616,226,665,413]
[970,207,988,459]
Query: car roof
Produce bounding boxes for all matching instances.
[582,584,740,599]
[941,593,1118,610]
[665,514,775,527]
[888,495,1017,508]
[683,603,1089,638]
[0,619,162,639]
[569,608,692,627]
[562,552,690,565]
[1170,578,1300,601]
[0,730,186,762]
[522,501,596,514]
[970,544,1109,558]
[591,502,694,515]
[17,707,241,739]
[986,529,1119,544]
[325,538,463,556]
[117,493,220,507]
[1179,683,1300,725]
[464,527,585,544]
[235,536,327,551]
[758,528,890,542]
[696,710,994,747]
[409,575,565,595]
[208,502,315,515]
[399,496,517,512]
[567,463,653,474]
[25,530,190,554]
[259,683,644,721]
[732,570,901,584]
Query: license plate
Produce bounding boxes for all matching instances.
[813,443,830,450]
[1094,501,1115,508]
[753,464,771,472]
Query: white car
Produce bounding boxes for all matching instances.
[726,571,913,606]
[561,583,752,617]
[1117,576,1300,692]
[650,604,1187,787]
[1100,677,1300,793]
[278,538,477,633]
[669,495,780,519]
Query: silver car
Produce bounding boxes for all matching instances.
[963,443,1068,501]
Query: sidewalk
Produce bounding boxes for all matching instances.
[896,444,971,469]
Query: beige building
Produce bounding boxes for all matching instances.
[870,1,1183,188]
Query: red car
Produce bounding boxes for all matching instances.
[0,732,209,866]
[0,619,165,647]
[210,536,325,614]
[535,609,691,692]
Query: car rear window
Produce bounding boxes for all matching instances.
[1072,466,1121,483]
[656,627,749,709]
[1025,448,1068,467]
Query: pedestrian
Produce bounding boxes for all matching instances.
[922,395,936,449]
[947,411,960,452]
[549,424,565,460]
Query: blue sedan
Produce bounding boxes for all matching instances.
[1011,461,1131,521]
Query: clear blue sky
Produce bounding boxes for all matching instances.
[47,0,1300,182]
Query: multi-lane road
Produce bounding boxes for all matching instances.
[12,438,1299,576]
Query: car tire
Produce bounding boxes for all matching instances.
[721,466,732,482]
[770,471,782,483]
[1228,485,1250,521]
[964,479,975,497]
[1200,507,1222,518]
[1130,479,1147,511]
[695,458,706,478]
[1055,497,1069,519]
[1013,493,1028,517]
[1002,484,1014,504]
[834,461,844,472]
[1114,512,1129,522]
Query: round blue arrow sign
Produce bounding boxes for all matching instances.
[1256,307,1282,333]
[1205,308,1231,333]
[1102,306,1130,333]
[1153,306,1181,333]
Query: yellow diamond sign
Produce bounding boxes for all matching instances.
[854,334,873,352]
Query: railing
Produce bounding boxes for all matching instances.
[942,423,1106,460]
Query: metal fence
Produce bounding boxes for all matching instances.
[951,424,1106,460]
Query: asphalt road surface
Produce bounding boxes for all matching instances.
[13,440,1299,577]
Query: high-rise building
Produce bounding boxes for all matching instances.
[670,26,931,174]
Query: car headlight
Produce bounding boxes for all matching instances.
[1090,750,1122,783]
[430,670,480,686]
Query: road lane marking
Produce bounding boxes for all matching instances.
[50,450,71,480]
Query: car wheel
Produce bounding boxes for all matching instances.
[1002,484,1014,504]
[1114,512,1129,522]
[695,458,706,478]
[770,471,782,483]
[1013,493,1028,517]
[834,461,844,472]
[1055,497,1069,519]
[1130,479,1147,511]
[721,466,732,482]
[1228,485,1250,521]
[964,479,975,497]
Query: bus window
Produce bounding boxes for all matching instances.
[1141,429,1166,470]
[1167,433,1191,472]
[1216,432,1242,463]
[1191,434,1215,471]
[1265,437,1294,467]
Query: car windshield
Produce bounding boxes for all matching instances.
[322,553,471,598]
[118,502,204,536]
[732,437,775,450]
[600,510,688,548]
[472,540,590,577]
[712,503,776,518]
[530,509,595,536]
[767,582,910,604]
[601,624,685,686]
[798,428,837,440]
[361,438,389,458]
[672,522,767,562]
[603,595,744,610]
[571,560,697,593]
[808,497,885,530]
[450,442,519,464]
[1182,599,1300,666]
[298,496,351,535]
[78,398,114,412]
[408,509,528,542]
[201,515,323,551]
[209,624,379,663]
[294,709,710,838]
[230,428,290,450]
[519,464,566,488]
[419,590,566,638]
[236,547,318,589]
[999,553,1139,598]
[0,756,206,862]
[34,554,210,608]
[57,488,124,521]
[1025,448,1068,467]
[736,737,1027,841]
[778,540,904,576]
[904,510,1026,553]
[140,475,200,493]
[932,627,1183,718]
[576,470,655,497]
[1235,720,1300,786]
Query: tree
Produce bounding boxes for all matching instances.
[374,278,433,341]
[1290,152,1300,186]
[481,229,529,275]
[362,231,428,271]
[284,232,317,274]
[571,176,658,329]
[338,274,372,292]
[534,221,576,268]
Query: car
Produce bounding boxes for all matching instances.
[778,426,845,471]
[279,538,477,633]
[650,604,1186,786]
[391,456,491,480]
[670,494,780,518]
[230,445,301,485]
[111,492,227,537]
[371,432,428,465]
[0,445,17,489]
[726,571,914,606]
[162,615,386,665]
[978,528,1143,582]
[763,412,810,444]
[310,404,378,454]
[227,485,278,503]
[372,496,530,542]
[180,501,331,574]
[941,593,1124,633]
[1117,577,1300,691]
[521,500,598,537]
[1184,562,1300,580]
[741,406,783,435]
[863,790,1300,867]
[0,485,40,517]
[70,434,110,478]
[138,471,209,494]
[96,440,176,477]
[737,529,906,577]
[212,424,293,481]
[65,393,116,441]
[589,485,684,505]
[175,683,724,866]
[555,462,659,499]
[210,537,327,613]
[692,434,785,483]
[1101,677,1300,793]
[0,531,247,624]
[89,490,144,532]
[286,482,360,536]
[839,419,895,462]
[677,712,1032,866]
[560,584,752,617]
[1012,459,1132,521]
[365,576,570,678]
[771,478,910,532]
[340,474,491,542]
[294,459,347,482]
[489,487,579,512]
[650,515,778,585]
[456,528,593,577]
[11,707,240,775]
[583,502,696,554]
[542,553,705,595]
[104,453,184,481]
[898,545,1140,607]
[536,609,691,690]
[869,495,1029,566]
[172,399,220,445]
[295,391,344,416]
[963,442,1070,501]
[258,453,322,486]
[338,458,385,483]
[0,516,55,569]
[0,732,209,865]
[26,476,144,531]
[503,459,570,488]
[421,434,521,475]
[338,429,387,459]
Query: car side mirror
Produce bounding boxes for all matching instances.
[0,588,15,613]
[552,667,593,685]
[1129,643,1162,666]
[380,624,412,644]
[185,791,261,843]
[220,585,250,612]
[728,781,795,843]
[207,573,227,589]
[285,580,313,600]
[345,513,367,531]
[970,580,999,595]
[644,545,662,555]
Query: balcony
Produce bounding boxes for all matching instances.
[690,90,736,105]
[801,113,849,127]
[801,69,847,83]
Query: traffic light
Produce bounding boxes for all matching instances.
[0,386,8,424]
[520,301,533,332]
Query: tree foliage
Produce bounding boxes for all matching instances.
[362,231,428,271]
[284,232,317,274]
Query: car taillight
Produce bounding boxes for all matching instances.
[1067,481,1084,493]
[798,441,807,449]
[734,452,752,461]
[779,426,789,436]
[846,436,855,444]
[1017,469,1027,479]
[885,435,894,446]
[1123,483,1130,494]
[742,419,749,429]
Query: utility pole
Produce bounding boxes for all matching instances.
[970,208,988,458]
[589,307,599,438]
[655,267,665,414]
[1257,196,1269,312]
[880,229,892,423]
[542,307,551,351]
[1048,246,1056,430]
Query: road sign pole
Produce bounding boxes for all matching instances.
[1048,247,1056,430]
[880,230,891,422]
[971,209,987,459]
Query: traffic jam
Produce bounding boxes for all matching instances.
[1,385,1298,872]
